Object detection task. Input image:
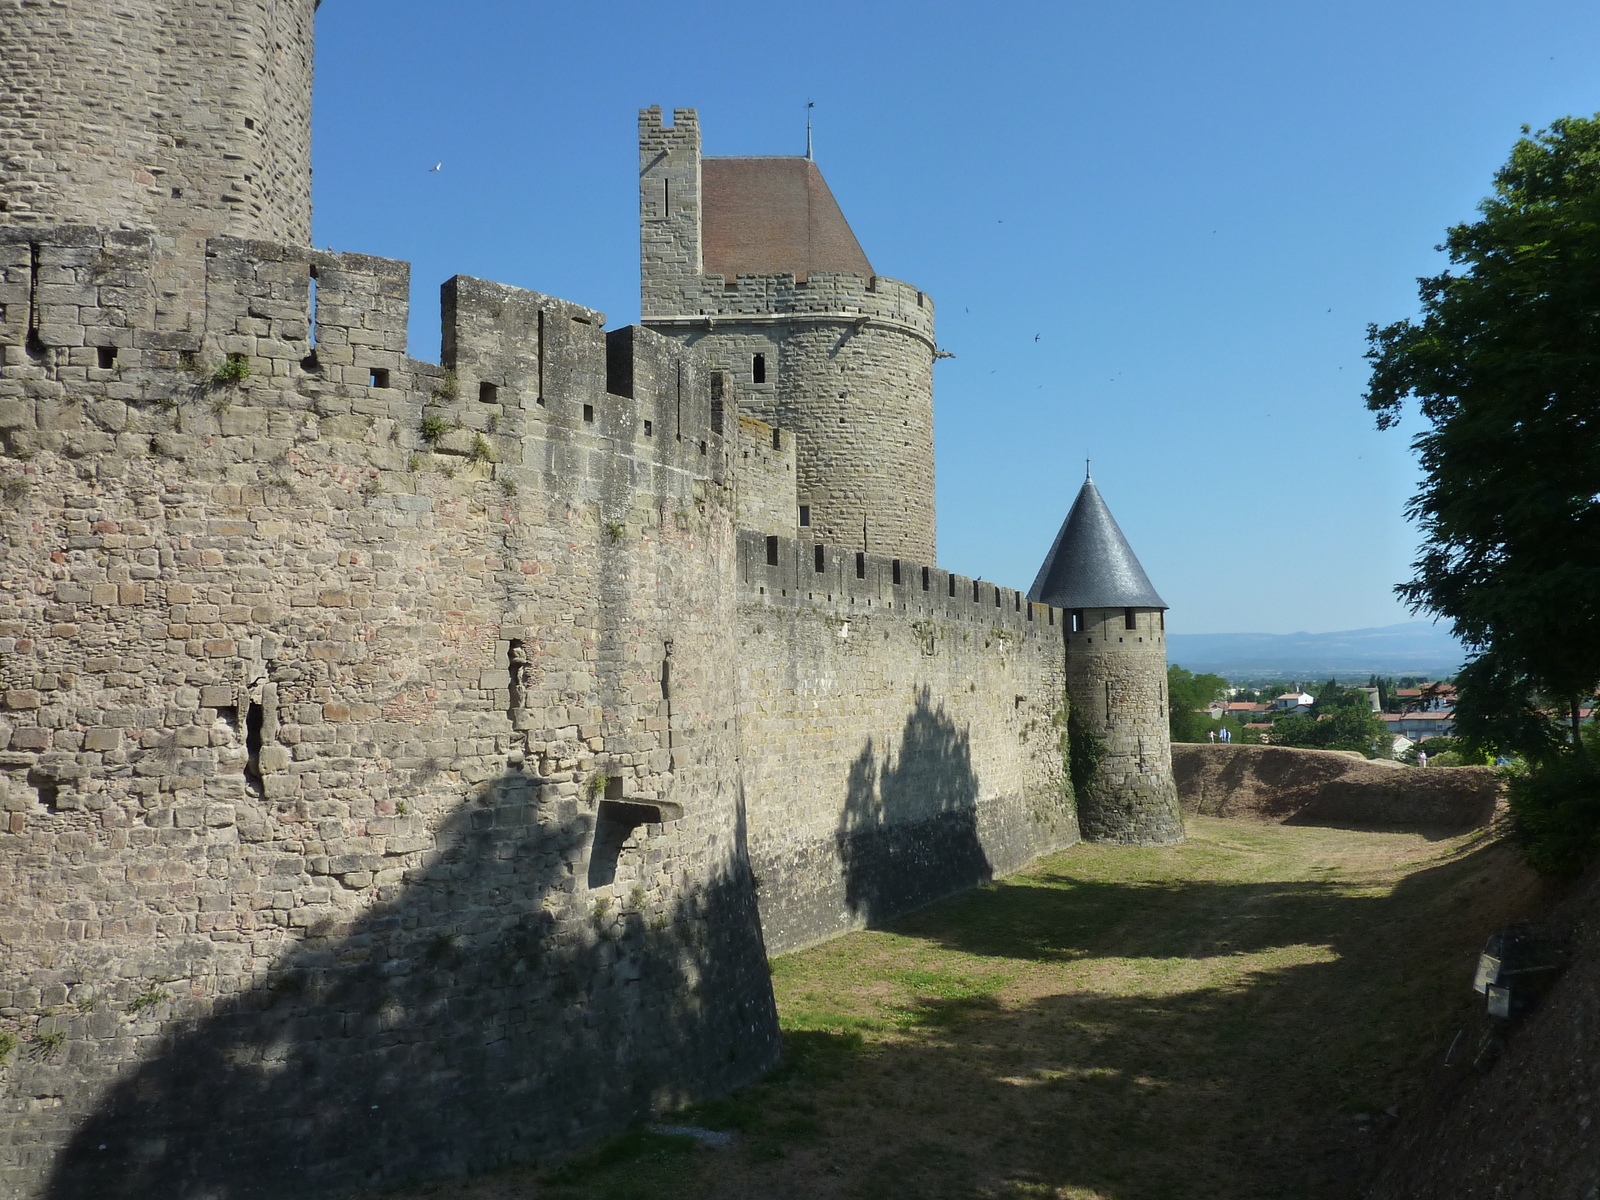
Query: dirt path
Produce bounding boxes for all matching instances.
[358,818,1548,1200]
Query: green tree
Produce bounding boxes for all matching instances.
[1311,679,1371,714]
[1268,706,1390,758]
[1365,115,1600,866]
[1167,666,1229,743]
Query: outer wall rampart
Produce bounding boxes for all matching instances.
[736,534,1077,954]
[0,227,778,1199]
[0,226,1075,1198]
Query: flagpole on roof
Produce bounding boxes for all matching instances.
[806,101,814,161]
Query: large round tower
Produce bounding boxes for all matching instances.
[1030,476,1183,845]
[0,0,316,247]
[638,107,937,563]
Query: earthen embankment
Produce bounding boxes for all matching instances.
[1173,743,1500,829]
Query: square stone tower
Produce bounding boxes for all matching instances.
[638,106,938,564]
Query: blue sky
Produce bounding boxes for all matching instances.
[309,0,1600,635]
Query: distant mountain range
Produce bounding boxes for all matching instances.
[1166,621,1465,681]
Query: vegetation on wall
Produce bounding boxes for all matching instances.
[1066,701,1104,801]
[1366,115,1600,869]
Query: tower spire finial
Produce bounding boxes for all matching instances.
[1085,457,1091,482]
[806,101,814,161]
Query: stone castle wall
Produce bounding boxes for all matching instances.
[0,222,1075,1197]
[735,535,1075,953]
[0,225,779,1199]
[0,35,1090,1194]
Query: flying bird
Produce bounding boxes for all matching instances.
[429,162,442,172]
[1034,334,1040,341]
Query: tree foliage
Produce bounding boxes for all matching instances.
[1268,706,1390,758]
[1366,115,1600,866]
[1167,666,1229,743]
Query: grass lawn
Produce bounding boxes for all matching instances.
[371,816,1548,1200]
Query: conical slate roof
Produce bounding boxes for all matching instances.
[1028,478,1167,610]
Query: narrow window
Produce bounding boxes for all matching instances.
[243,701,265,797]
[1160,611,1165,631]
[96,346,116,369]
[855,552,865,579]
[583,404,594,422]
[699,439,707,454]
[948,575,956,597]
[921,566,929,591]
[663,177,670,213]
[369,368,389,389]
[302,265,319,370]
[508,639,526,715]
[753,353,766,384]
[1072,609,1084,633]
[891,560,901,585]
[973,581,980,603]
[536,310,546,404]
[1048,607,1055,626]
[1026,601,1033,621]
[1105,680,1113,724]
[244,117,256,130]
[772,428,781,451]
[765,536,779,566]
[1015,592,1022,611]
[995,587,1002,607]
[710,371,725,434]
[814,544,825,573]
[1125,607,1137,630]
[798,505,810,527]
[479,381,499,403]
[644,419,653,436]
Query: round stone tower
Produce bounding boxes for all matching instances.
[0,0,316,247]
[1030,475,1183,845]
[638,107,937,564]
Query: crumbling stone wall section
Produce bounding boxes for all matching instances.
[0,227,778,1200]
[1064,607,1182,844]
[736,533,1076,954]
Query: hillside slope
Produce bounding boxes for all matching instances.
[1172,744,1499,829]
[1369,864,1600,1199]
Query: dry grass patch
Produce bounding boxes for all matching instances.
[364,817,1549,1200]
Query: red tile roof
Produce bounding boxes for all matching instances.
[702,157,874,280]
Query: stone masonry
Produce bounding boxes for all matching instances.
[0,7,1155,1195]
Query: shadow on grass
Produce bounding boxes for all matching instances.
[893,870,1381,964]
[542,831,1544,1200]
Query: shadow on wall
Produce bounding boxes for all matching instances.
[43,772,779,1200]
[837,686,992,926]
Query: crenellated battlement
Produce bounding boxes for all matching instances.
[738,530,1062,639]
[0,227,732,490]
